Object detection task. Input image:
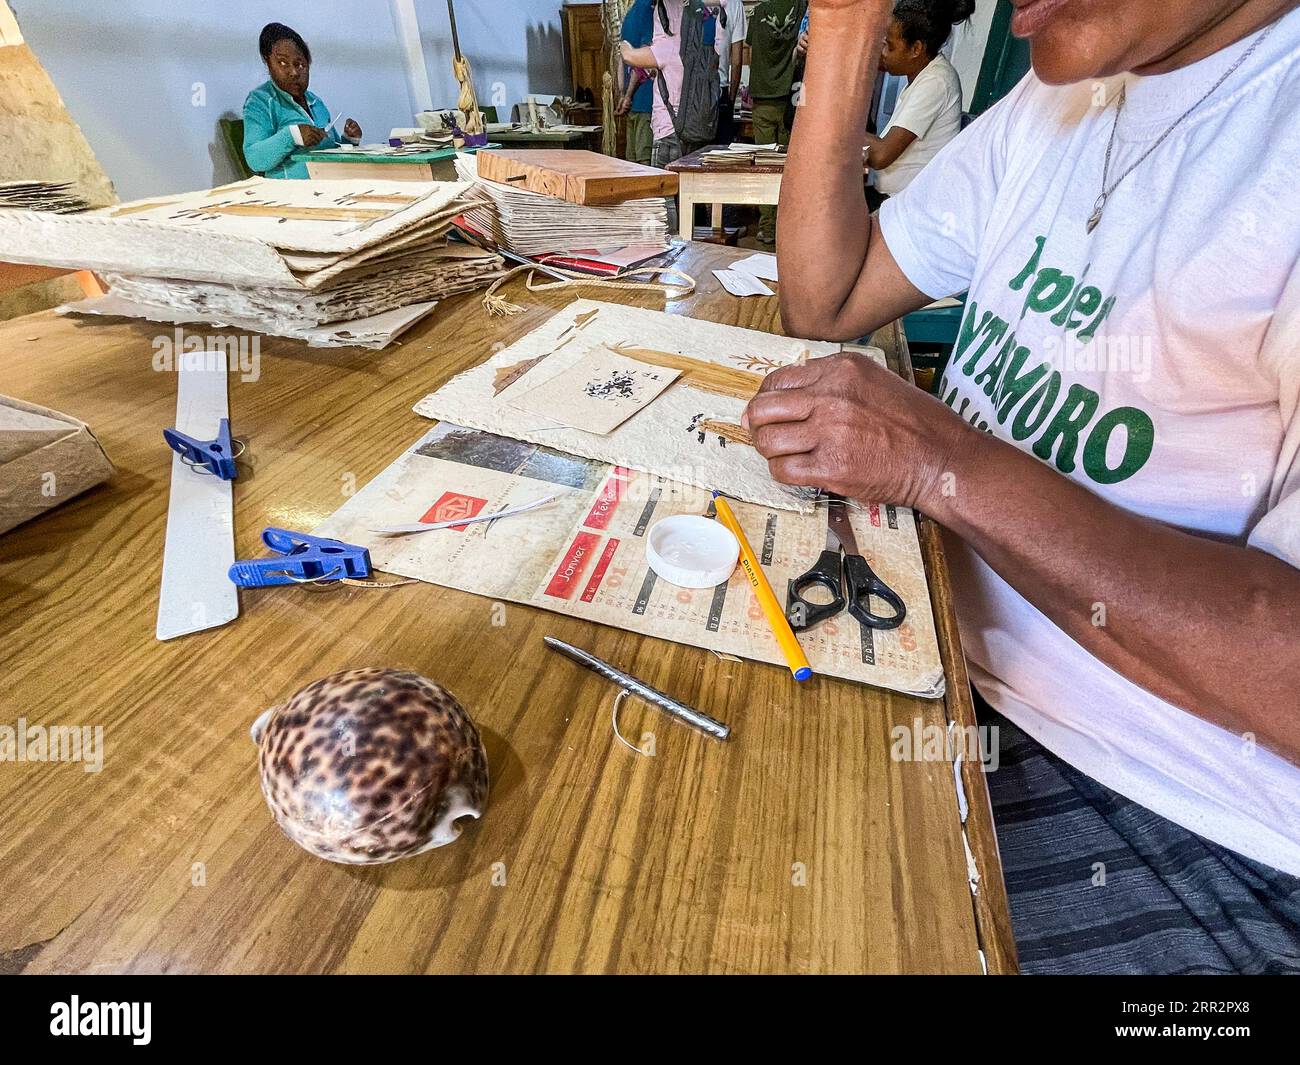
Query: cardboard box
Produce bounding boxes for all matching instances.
[0,394,115,535]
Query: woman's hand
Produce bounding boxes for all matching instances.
[796,31,810,56]
[742,353,976,512]
[616,94,632,117]
[343,118,362,141]
[297,124,325,147]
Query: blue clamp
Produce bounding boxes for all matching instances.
[164,419,239,480]
[228,528,372,589]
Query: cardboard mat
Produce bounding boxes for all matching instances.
[314,423,944,698]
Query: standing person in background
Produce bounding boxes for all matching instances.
[622,0,721,231]
[715,0,750,144]
[866,0,971,207]
[617,0,657,166]
[748,0,809,245]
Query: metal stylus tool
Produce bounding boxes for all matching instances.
[544,636,731,741]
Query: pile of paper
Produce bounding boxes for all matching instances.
[699,143,787,168]
[509,95,601,134]
[0,180,90,213]
[454,154,668,255]
[388,126,456,148]
[0,177,504,347]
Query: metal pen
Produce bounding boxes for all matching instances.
[544,636,731,741]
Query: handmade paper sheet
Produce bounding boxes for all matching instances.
[415,300,885,514]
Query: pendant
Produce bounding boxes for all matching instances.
[1086,195,1106,234]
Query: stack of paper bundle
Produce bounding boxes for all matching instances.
[453,154,668,256]
[0,180,91,213]
[0,178,503,347]
[699,144,787,168]
[389,126,456,148]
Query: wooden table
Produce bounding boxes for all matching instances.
[304,145,489,183]
[0,244,1014,974]
[668,145,870,241]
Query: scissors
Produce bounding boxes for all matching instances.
[786,495,907,633]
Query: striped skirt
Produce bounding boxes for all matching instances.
[977,695,1300,975]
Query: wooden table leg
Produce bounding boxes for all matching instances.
[677,174,697,241]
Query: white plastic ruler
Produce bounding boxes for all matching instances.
[155,352,239,640]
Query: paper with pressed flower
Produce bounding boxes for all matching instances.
[511,348,681,435]
[415,300,887,513]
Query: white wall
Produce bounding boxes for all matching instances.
[10,0,568,201]
[948,0,997,110]
[412,0,568,121]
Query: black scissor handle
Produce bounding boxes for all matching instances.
[843,553,907,630]
[785,549,846,632]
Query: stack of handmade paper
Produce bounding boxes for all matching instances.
[699,143,788,168]
[0,177,504,347]
[453,154,668,256]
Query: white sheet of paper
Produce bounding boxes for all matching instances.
[512,349,681,435]
[714,268,775,298]
[733,252,779,283]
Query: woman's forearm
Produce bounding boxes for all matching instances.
[243,123,295,173]
[866,127,917,169]
[779,2,892,337]
[934,430,1300,762]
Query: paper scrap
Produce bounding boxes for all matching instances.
[512,349,681,435]
[733,252,779,283]
[714,268,774,298]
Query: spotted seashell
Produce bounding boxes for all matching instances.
[251,668,488,865]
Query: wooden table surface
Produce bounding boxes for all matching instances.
[0,242,1015,974]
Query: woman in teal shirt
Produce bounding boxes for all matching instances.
[242,23,362,179]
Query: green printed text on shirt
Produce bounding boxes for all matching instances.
[937,235,1156,485]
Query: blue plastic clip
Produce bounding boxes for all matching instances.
[228,528,372,589]
[164,419,239,480]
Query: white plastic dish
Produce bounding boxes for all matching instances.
[645,515,740,589]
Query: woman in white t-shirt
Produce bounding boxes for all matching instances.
[753,0,1300,974]
[867,0,971,198]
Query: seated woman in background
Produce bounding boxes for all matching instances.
[865,0,970,204]
[243,22,362,179]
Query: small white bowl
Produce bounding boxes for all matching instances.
[646,515,740,589]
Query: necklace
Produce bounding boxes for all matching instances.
[1087,20,1277,233]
